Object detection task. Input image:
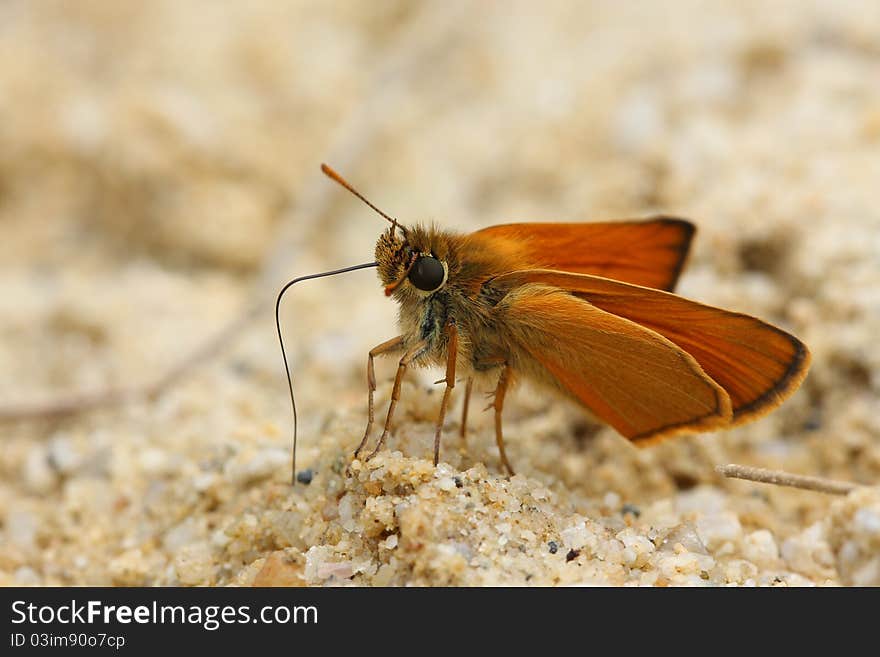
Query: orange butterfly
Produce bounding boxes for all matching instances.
[277,165,810,478]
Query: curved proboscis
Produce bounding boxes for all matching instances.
[276,262,379,484]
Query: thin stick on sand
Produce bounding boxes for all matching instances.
[716,463,861,496]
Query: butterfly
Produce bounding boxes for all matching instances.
[277,165,811,479]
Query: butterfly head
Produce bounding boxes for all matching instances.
[376,224,450,298]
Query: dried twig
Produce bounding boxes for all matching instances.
[0,2,467,424]
[716,463,861,496]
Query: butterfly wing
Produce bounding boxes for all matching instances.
[491,270,811,428]
[493,284,733,442]
[469,218,694,291]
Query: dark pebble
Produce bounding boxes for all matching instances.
[548,541,558,554]
[621,503,641,518]
[296,469,314,485]
[565,549,580,562]
[803,411,822,431]
[454,477,463,488]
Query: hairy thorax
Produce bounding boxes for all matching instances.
[378,223,525,380]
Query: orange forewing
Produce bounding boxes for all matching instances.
[470,218,695,291]
[496,285,732,442]
[492,270,811,434]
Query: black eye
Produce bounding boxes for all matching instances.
[408,255,445,292]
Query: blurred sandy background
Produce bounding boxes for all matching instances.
[1,1,878,586]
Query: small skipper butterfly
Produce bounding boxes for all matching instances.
[277,164,811,481]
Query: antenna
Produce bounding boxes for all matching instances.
[320,163,404,233]
[276,261,379,485]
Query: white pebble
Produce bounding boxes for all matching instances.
[696,512,743,551]
[15,566,40,585]
[304,546,332,583]
[781,522,834,577]
[437,477,456,492]
[6,511,37,549]
[211,529,231,548]
[603,492,621,509]
[661,523,709,554]
[561,521,590,551]
[337,494,357,532]
[676,487,727,514]
[192,473,216,492]
[742,530,780,566]
[618,532,655,568]
[48,435,81,475]
[853,508,880,535]
[851,559,880,586]
[317,561,354,580]
[657,551,708,579]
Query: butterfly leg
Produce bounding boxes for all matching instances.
[432,320,458,466]
[354,335,404,461]
[366,338,430,460]
[492,364,515,476]
[459,377,474,441]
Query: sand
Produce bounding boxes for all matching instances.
[1,1,878,587]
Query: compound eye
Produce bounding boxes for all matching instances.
[408,255,446,292]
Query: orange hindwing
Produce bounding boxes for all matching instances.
[490,270,811,437]
[494,283,733,442]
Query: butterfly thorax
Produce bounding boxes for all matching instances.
[375,223,517,374]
